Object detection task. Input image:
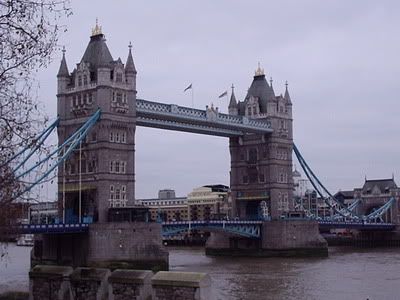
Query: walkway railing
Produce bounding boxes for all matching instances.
[136,99,273,137]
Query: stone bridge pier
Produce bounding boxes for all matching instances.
[32,223,169,271]
[205,220,327,257]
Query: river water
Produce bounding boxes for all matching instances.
[1,243,400,299]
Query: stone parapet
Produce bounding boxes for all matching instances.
[151,271,211,300]
[29,265,73,300]
[29,266,212,300]
[70,267,111,300]
[108,269,153,300]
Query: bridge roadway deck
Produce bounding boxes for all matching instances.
[135,98,273,137]
[21,220,396,235]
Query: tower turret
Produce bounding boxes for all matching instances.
[228,84,238,115]
[57,22,137,223]
[230,64,294,220]
[125,42,137,91]
[284,81,292,105]
[57,47,69,94]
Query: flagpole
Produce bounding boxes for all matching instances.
[191,86,194,108]
[225,93,229,113]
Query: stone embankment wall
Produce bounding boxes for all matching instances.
[29,265,212,300]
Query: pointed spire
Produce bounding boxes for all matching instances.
[228,84,237,108]
[125,41,137,74]
[255,62,265,76]
[269,77,275,96]
[284,80,292,105]
[57,46,69,77]
[91,18,103,37]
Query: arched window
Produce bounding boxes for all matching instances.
[116,72,123,83]
[248,148,258,164]
[247,107,252,116]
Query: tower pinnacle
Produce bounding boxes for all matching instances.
[255,62,265,76]
[284,80,292,105]
[228,83,238,115]
[91,18,103,36]
[57,46,69,77]
[125,41,137,74]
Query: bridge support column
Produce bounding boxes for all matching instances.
[31,222,169,271]
[260,220,327,256]
[205,220,327,257]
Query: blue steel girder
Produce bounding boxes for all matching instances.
[318,221,395,231]
[21,223,89,234]
[364,197,396,221]
[162,220,262,238]
[136,99,273,137]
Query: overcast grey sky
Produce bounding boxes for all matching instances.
[37,0,400,198]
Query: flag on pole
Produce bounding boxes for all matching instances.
[184,83,192,92]
[218,90,228,98]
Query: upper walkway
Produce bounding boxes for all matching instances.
[136,99,273,137]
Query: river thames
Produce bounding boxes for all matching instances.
[1,244,400,299]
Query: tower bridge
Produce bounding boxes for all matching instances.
[13,24,400,267]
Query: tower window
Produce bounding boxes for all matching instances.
[116,72,123,83]
[259,173,265,183]
[110,185,115,200]
[109,132,114,142]
[116,92,122,102]
[247,107,252,116]
[240,152,245,161]
[78,75,82,87]
[83,75,88,86]
[248,167,258,183]
[115,187,120,200]
[87,93,93,104]
[248,148,258,164]
[121,185,126,200]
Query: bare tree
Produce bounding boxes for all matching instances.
[0,0,71,241]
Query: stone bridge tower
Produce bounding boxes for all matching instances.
[57,23,137,223]
[229,65,293,220]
